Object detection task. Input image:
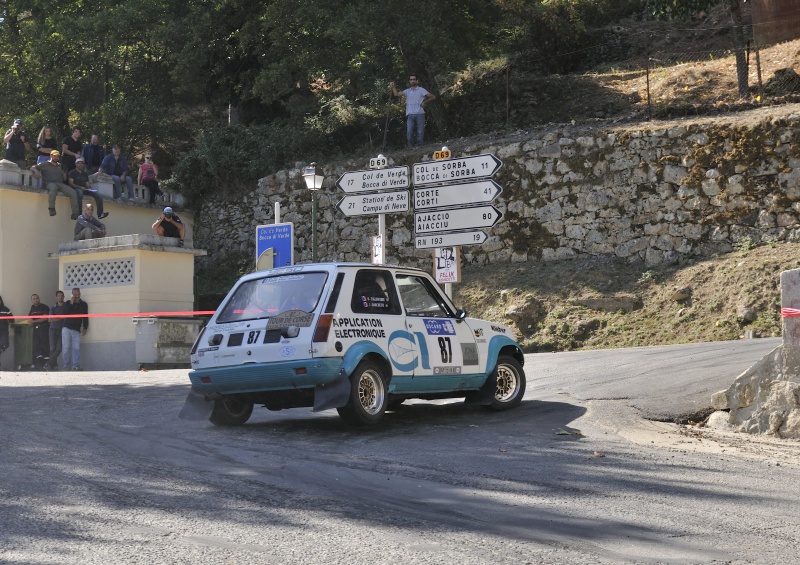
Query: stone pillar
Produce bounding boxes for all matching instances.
[780,268,800,375]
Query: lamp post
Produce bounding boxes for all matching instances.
[302,163,325,262]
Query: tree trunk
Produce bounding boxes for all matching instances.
[729,0,750,98]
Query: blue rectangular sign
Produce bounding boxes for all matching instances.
[256,223,294,269]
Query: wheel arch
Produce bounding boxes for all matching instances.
[341,340,393,383]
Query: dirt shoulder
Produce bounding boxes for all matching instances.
[455,243,799,352]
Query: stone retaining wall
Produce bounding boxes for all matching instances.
[195,105,800,271]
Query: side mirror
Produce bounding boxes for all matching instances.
[455,309,467,322]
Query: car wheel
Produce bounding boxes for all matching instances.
[488,355,526,411]
[337,360,388,426]
[209,395,254,426]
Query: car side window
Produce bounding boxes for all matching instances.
[395,274,451,318]
[351,269,401,315]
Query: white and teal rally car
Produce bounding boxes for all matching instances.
[183,263,526,426]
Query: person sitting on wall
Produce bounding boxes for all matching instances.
[30,150,80,219]
[138,152,163,204]
[68,158,108,219]
[100,143,134,200]
[152,206,185,247]
[74,203,107,241]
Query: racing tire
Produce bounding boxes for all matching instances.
[487,355,526,411]
[209,395,254,426]
[337,360,388,426]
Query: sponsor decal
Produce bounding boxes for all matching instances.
[267,274,305,283]
[490,324,507,334]
[198,346,219,353]
[279,346,296,358]
[461,343,479,365]
[423,318,456,335]
[476,339,487,344]
[473,328,484,338]
[434,366,462,375]
[267,309,314,329]
[332,317,387,339]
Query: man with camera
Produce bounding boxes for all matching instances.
[152,206,185,247]
[4,118,31,168]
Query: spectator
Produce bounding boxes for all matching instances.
[36,125,58,165]
[69,158,108,219]
[48,290,66,371]
[74,203,107,241]
[100,144,134,200]
[61,126,82,173]
[81,134,105,175]
[4,118,31,168]
[62,288,88,371]
[152,206,185,247]
[0,296,12,370]
[29,293,50,369]
[31,150,80,219]
[138,152,163,204]
[390,75,436,146]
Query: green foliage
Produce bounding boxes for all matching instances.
[166,120,329,205]
[644,0,726,20]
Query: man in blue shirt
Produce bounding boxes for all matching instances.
[100,144,134,199]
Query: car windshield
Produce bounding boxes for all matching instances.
[216,272,328,323]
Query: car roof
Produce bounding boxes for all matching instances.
[239,262,428,283]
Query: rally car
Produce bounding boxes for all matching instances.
[182,263,526,426]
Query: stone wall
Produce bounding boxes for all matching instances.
[195,105,800,272]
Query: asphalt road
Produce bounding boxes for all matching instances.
[2,338,799,564]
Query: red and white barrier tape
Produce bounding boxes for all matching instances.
[0,310,215,321]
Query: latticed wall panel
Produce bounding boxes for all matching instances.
[64,258,135,288]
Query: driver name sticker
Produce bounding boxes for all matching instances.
[423,318,456,335]
[434,366,462,375]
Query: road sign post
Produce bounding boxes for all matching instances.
[336,166,410,193]
[337,190,410,217]
[413,154,502,187]
[413,179,502,210]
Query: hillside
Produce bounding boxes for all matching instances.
[455,243,795,352]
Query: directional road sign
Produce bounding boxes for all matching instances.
[256,222,294,269]
[413,179,502,210]
[415,205,503,234]
[413,153,502,187]
[415,231,488,249]
[337,190,409,217]
[336,165,410,193]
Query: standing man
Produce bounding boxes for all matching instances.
[152,206,185,247]
[31,150,80,219]
[61,126,82,173]
[4,118,31,168]
[0,296,13,370]
[100,144,134,200]
[62,288,88,371]
[29,294,50,369]
[81,134,105,175]
[390,75,436,147]
[73,203,107,241]
[48,291,66,371]
[69,158,108,218]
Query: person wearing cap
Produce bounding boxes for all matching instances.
[61,126,82,172]
[100,143,134,199]
[4,118,31,168]
[68,157,108,219]
[74,203,106,241]
[30,150,80,219]
[152,206,185,247]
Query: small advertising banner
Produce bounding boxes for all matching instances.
[372,235,384,264]
[433,246,461,284]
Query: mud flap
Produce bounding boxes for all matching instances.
[464,369,497,406]
[313,367,351,412]
[179,390,215,420]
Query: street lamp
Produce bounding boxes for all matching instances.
[302,163,324,262]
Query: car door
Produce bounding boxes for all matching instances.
[394,271,481,392]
